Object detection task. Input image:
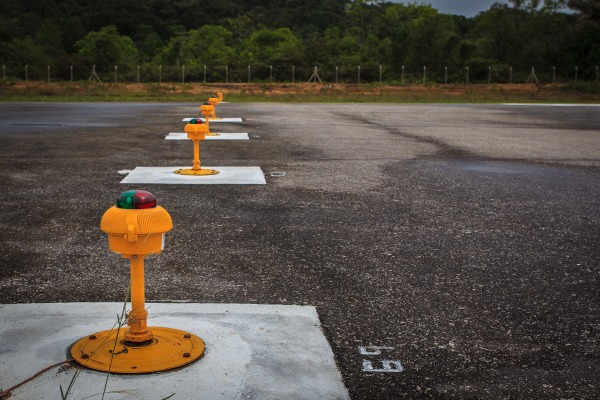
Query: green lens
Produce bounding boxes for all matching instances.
[116,190,136,209]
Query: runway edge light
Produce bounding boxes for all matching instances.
[200,102,220,136]
[208,96,221,119]
[69,190,205,374]
[175,119,219,176]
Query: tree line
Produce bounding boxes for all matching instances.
[0,0,598,83]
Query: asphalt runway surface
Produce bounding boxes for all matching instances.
[0,101,599,399]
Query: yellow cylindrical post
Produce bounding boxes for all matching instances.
[125,255,152,342]
[192,139,201,170]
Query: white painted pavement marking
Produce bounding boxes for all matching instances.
[359,346,395,355]
[362,360,404,373]
[165,132,249,140]
[120,166,266,185]
[182,117,244,123]
[359,346,404,373]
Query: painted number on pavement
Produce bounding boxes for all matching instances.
[359,346,404,373]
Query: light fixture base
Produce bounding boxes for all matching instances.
[174,168,219,176]
[71,326,204,374]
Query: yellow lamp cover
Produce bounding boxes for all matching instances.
[184,120,208,140]
[200,102,214,116]
[100,190,172,256]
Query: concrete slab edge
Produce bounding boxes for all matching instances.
[0,302,320,320]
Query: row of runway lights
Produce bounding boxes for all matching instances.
[176,92,227,176]
[70,92,234,373]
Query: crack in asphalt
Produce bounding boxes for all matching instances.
[335,112,482,161]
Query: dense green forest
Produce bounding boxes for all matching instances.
[0,0,598,83]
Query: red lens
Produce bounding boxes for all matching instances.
[134,190,157,209]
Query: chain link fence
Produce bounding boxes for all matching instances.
[2,63,599,85]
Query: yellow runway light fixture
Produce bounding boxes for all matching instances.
[200,102,219,136]
[175,119,219,176]
[70,190,205,373]
[216,92,224,102]
[208,96,221,120]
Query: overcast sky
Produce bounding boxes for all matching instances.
[392,0,508,17]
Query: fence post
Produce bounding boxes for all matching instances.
[444,66,448,84]
[2,65,4,81]
[182,65,185,84]
[335,66,338,83]
[574,65,578,82]
[47,65,50,83]
[114,65,117,83]
[225,65,228,83]
[270,65,273,83]
[509,66,513,84]
[70,65,73,84]
[422,66,426,85]
[466,66,469,85]
[88,64,101,83]
[203,65,206,84]
[248,65,251,83]
[137,65,140,83]
[159,64,162,84]
[292,65,295,83]
[25,64,28,82]
[357,65,360,84]
[488,65,491,84]
[379,65,382,83]
[552,66,556,84]
[401,65,404,84]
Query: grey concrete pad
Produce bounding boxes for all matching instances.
[165,132,249,140]
[182,117,243,123]
[120,166,266,185]
[0,303,349,400]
